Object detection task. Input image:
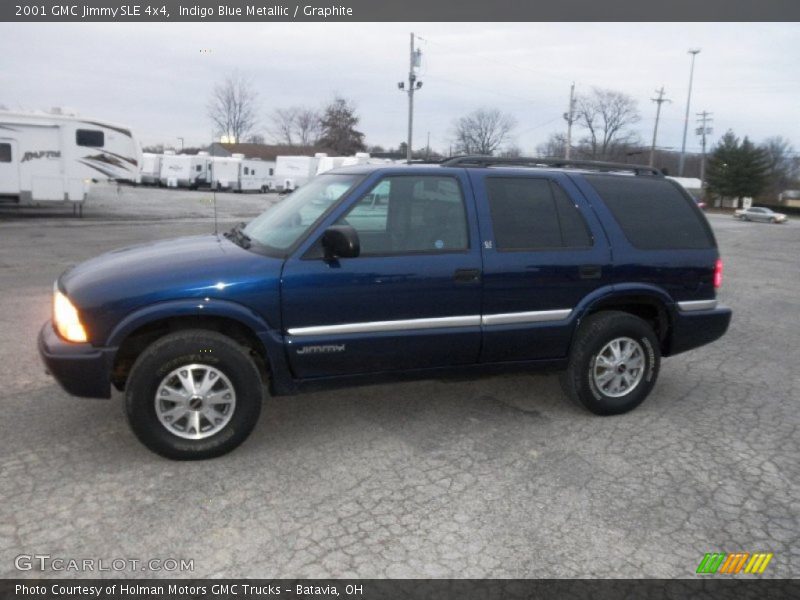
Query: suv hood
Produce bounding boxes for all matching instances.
[60,234,284,343]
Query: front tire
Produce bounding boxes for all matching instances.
[125,330,263,460]
[561,311,660,415]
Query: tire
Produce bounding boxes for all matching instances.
[125,330,263,460]
[560,311,660,416]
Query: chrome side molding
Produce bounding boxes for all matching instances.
[287,309,573,336]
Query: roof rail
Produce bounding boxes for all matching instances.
[440,155,663,177]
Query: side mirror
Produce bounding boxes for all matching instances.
[322,225,360,259]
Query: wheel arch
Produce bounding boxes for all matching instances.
[108,300,277,391]
[572,285,674,354]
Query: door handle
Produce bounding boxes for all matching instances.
[453,268,481,283]
[579,265,602,279]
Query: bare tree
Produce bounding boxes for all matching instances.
[207,73,259,143]
[761,136,797,196]
[268,106,321,146]
[294,108,322,146]
[575,88,640,159]
[453,108,517,155]
[269,107,298,145]
[536,133,568,158]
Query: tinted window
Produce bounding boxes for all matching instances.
[75,129,104,147]
[585,175,713,250]
[196,165,202,172]
[0,143,10,162]
[486,177,592,250]
[338,175,468,255]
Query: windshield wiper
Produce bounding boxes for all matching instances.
[224,222,252,249]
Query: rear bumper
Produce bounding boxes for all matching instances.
[666,305,732,356]
[38,321,115,399]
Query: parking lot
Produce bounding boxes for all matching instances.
[0,184,797,579]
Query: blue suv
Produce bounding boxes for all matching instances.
[39,157,731,459]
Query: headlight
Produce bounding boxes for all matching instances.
[53,287,88,342]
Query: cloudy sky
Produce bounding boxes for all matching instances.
[2,22,798,155]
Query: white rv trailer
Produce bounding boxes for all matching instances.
[210,154,241,190]
[316,156,347,175]
[0,110,141,210]
[239,158,276,192]
[140,152,162,185]
[159,151,212,189]
[316,153,375,175]
[275,153,324,191]
[211,154,276,192]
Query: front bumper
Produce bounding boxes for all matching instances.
[38,321,115,399]
[666,305,732,356]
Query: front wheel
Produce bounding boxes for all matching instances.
[561,311,660,415]
[125,330,263,459]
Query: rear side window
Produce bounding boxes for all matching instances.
[585,175,713,249]
[76,129,104,147]
[0,143,10,162]
[486,177,592,250]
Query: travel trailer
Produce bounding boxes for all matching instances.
[315,156,347,175]
[211,154,275,192]
[316,153,377,175]
[239,158,275,192]
[140,152,162,185]
[159,151,212,188]
[0,110,141,212]
[274,154,324,191]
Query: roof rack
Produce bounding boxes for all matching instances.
[439,155,663,177]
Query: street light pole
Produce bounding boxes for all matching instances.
[564,82,576,159]
[398,32,422,164]
[678,49,701,176]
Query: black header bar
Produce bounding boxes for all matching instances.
[3,0,800,22]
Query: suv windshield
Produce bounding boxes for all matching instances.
[243,173,363,252]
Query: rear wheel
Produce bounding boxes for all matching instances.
[125,330,263,459]
[561,311,660,415]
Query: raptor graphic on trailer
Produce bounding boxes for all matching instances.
[0,110,141,212]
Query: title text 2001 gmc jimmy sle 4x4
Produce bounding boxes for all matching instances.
[39,157,731,459]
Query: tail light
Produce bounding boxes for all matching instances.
[713,258,723,289]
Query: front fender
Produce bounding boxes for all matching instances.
[105,298,274,348]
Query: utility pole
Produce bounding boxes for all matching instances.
[398,33,423,164]
[649,86,671,167]
[679,48,701,176]
[563,82,576,159]
[696,111,714,188]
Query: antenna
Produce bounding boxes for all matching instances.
[211,131,218,235]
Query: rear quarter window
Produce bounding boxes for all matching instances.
[584,175,713,250]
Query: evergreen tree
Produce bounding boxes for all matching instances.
[706,130,770,207]
[317,96,366,155]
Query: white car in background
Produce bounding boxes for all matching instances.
[733,206,788,223]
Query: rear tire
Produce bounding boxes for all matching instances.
[560,311,660,415]
[125,330,263,460]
